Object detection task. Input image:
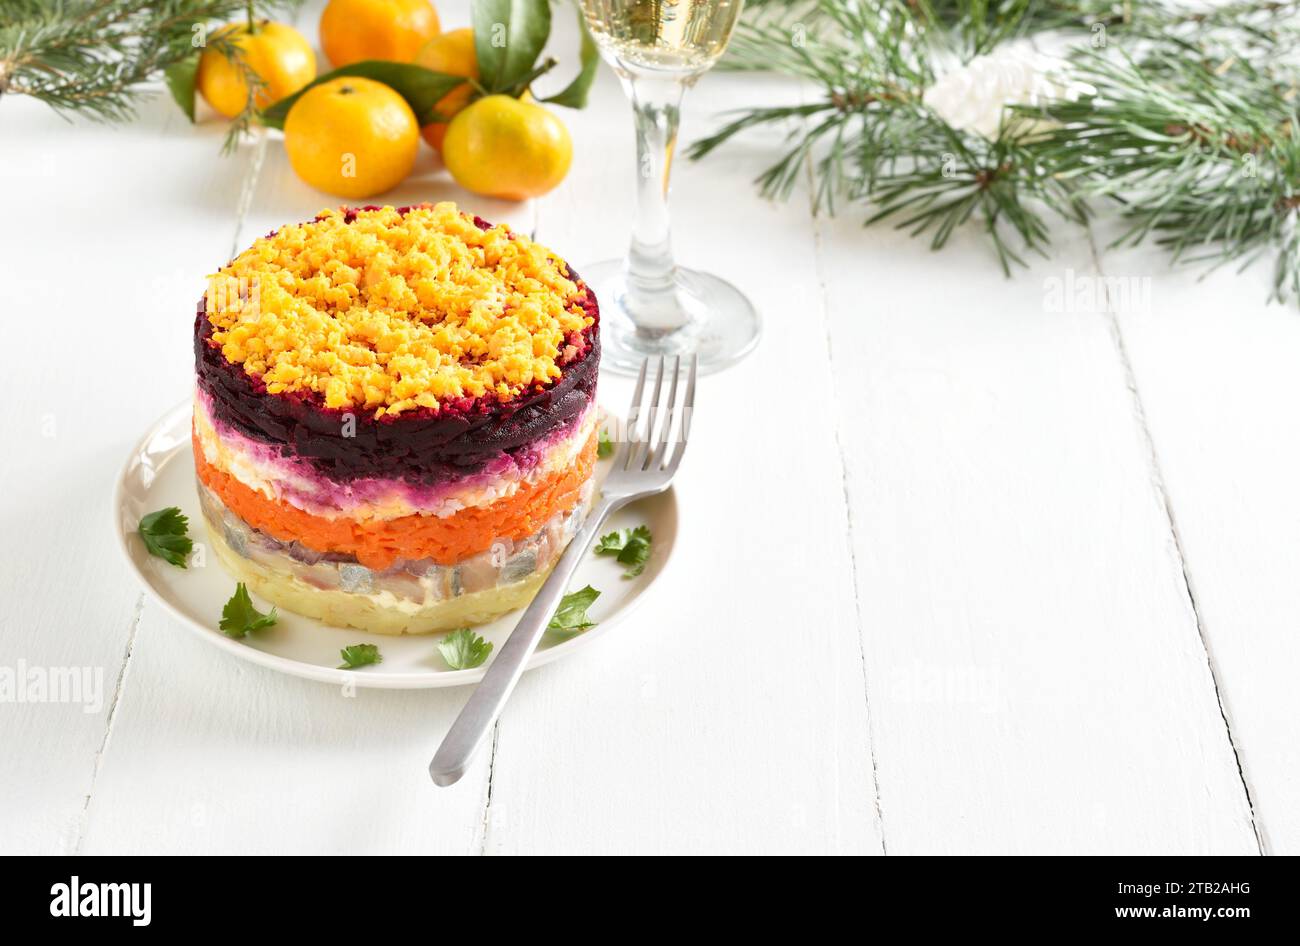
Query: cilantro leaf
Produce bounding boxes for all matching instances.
[547,585,600,637]
[139,506,193,567]
[338,643,382,670]
[438,627,493,670]
[597,428,614,458]
[219,583,278,638]
[594,525,652,577]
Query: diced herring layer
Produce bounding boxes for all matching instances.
[200,477,595,635]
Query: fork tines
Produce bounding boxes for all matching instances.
[621,355,696,474]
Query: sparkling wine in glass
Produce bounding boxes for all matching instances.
[578,0,760,375]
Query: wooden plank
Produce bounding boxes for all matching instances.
[476,69,884,855]
[5,0,1285,855]
[815,213,1260,853]
[0,93,260,853]
[79,604,493,854]
[1102,240,1298,853]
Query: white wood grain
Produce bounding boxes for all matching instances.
[478,70,884,855]
[79,604,493,854]
[1100,239,1300,854]
[0,94,262,854]
[0,0,1293,855]
[815,216,1260,854]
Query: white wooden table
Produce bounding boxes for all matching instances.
[2,2,1294,856]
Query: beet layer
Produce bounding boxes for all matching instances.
[195,262,600,487]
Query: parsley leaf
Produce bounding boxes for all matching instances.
[438,627,493,670]
[138,506,193,567]
[219,583,278,638]
[547,585,600,637]
[338,643,382,670]
[597,428,614,458]
[594,525,652,577]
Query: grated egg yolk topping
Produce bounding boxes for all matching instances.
[204,203,593,416]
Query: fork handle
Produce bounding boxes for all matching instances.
[429,495,621,787]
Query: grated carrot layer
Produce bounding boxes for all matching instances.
[193,429,596,569]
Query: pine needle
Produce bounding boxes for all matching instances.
[691,0,1300,302]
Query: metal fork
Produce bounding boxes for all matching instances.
[430,355,697,786]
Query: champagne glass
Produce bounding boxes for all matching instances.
[578,0,760,375]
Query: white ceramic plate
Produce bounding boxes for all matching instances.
[113,400,676,688]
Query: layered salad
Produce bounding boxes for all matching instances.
[193,203,600,633]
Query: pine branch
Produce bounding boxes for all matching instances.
[694,0,1075,270]
[692,0,1300,299]
[0,0,295,124]
[1028,39,1300,299]
[204,22,270,154]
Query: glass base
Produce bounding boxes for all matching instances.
[580,259,761,376]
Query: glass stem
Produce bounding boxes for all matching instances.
[621,73,689,334]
